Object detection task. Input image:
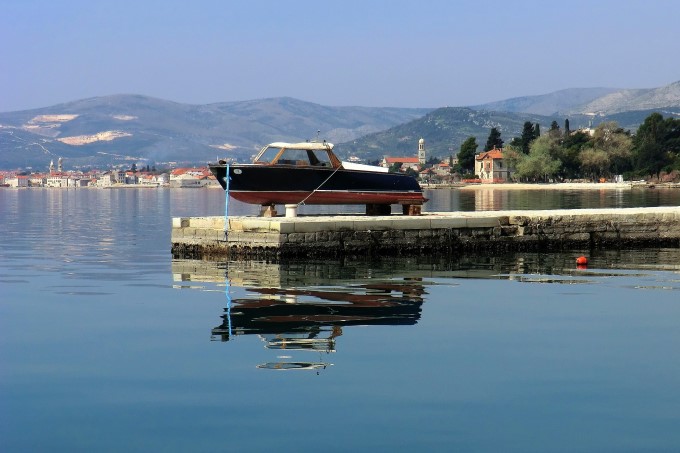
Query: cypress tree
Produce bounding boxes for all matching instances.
[484,127,504,151]
[520,121,535,154]
[548,120,561,138]
[564,119,571,135]
[457,137,478,173]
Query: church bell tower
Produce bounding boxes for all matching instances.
[418,138,426,165]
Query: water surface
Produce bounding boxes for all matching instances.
[1,188,679,452]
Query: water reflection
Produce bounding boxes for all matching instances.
[422,187,680,212]
[172,249,680,372]
[222,266,426,372]
[213,281,424,372]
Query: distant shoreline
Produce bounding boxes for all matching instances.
[3,182,678,191]
[424,182,679,190]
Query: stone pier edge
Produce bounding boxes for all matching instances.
[171,207,680,259]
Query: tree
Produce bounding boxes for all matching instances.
[404,167,419,178]
[519,121,536,154]
[457,137,478,174]
[502,144,523,179]
[579,148,610,180]
[580,121,632,179]
[388,162,403,173]
[130,163,137,172]
[632,112,680,177]
[556,131,590,179]
[514,135,562,182]
[484,127,503,151]
[564,119,571,135]
[533,123,541,139]
[548,121,561,139]
[425,156,440,167]
[592,121,632,176]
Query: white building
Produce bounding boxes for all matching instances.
[7,175,29,188]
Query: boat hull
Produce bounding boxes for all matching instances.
[209,164,426,206]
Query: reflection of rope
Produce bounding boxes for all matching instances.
[225,277,232,339]
[297,165,343,206]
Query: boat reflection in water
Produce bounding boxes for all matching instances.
[172,249,680,372]
[211,276,425,372]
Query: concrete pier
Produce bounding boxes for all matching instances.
[171,207,680,259]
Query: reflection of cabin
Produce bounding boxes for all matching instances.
[474,147,512,183]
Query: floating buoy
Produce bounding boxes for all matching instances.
[576,256,588,266]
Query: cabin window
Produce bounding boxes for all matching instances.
[254,146,332,166]
[255,146,281,164]
[277,148,331,166]
[308,150,332,167]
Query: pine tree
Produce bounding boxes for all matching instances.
[457,137,478,173]
[520,122,535,154]
[632,112,679,177]
[484,127,504,151]
[548,121,561,138]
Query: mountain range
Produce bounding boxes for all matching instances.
[1,80,679,170]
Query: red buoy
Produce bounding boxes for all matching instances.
[576,256,588,266]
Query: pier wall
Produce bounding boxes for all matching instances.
[171,207,680,259]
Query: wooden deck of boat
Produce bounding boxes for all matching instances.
[171,207,680,259]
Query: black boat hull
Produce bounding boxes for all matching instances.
[209,164,426,206]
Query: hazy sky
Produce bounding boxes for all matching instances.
[1,0,679,112]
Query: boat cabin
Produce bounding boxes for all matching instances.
[253,142,341,168]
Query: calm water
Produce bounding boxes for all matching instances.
[231,186,680,215]
[2,188,680,452]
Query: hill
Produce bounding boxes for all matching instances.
[2,81,680,170]
[567,80,680,114]
[473,80,680,116]
[334,108,678,162]
[0,95,431,169]
[473,87,618,116]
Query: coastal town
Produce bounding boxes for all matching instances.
[0,157,221,189]
[2,127,678,190]
[0,139,459,189]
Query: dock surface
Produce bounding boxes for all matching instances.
[171,207,680,259]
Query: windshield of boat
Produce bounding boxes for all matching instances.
[255,146,333,167]
[255,146,281,164]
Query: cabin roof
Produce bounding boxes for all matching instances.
[267,141,334,150]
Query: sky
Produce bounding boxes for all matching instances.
[1,0,679,112]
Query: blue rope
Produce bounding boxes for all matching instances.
[224,164,230,236]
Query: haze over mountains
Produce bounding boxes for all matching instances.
[474,80,680,115]
[1,80,678,170]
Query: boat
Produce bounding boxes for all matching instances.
[209,141,427,215]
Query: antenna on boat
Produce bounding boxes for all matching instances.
[316,130,321,142]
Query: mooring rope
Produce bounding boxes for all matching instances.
[223,164,230,236]
[297,164,343,206]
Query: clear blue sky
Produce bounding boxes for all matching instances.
[1,0,679,112]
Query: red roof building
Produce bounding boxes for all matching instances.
[474,148,513,183]
[380,156,421,171]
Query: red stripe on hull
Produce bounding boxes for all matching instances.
[229,190,426,205]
